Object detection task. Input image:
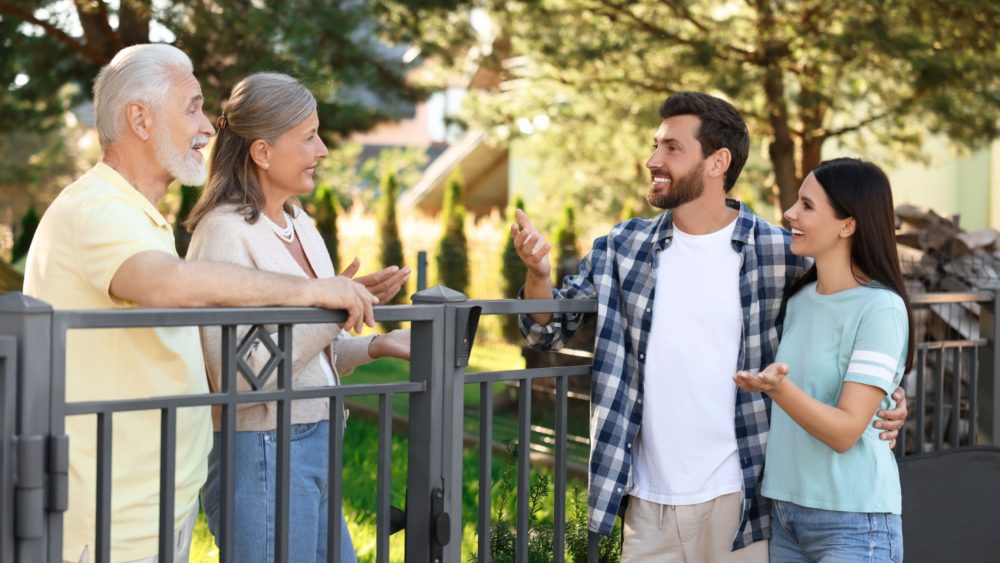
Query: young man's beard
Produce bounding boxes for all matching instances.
[647,161,705,210]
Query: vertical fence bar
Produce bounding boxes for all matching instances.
[218,325,237,563]
[328,395,344,563]
[0,338,16,563]
[980,289,1000,446]
[934,348,945,449]
[274,324,293,563]
[437,293,471,563]
[894,371,907,459]
[970,347,979,445]
[158,408,177,563]
[515,378,531,562]
[376,393,393,563]
[478,381,492,563]
[0,293,54,562]
[416,252,428,292]
[95,412,113,563]
[951,347,962,447]
[587,531,600,563]
[553,377,568,562]
[404,303,447,563]
[916,347,926,454]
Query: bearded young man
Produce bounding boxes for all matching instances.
[511,92,908,562]
[23,44,407,563]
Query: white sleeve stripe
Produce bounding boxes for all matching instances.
[847,362,896,384]
[851,350,898,370]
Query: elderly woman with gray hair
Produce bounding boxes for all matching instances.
[186,72,410,563]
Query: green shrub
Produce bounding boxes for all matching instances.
[311,185,341,272]
[500,196,528,342]
[553,205,578,284]
[436,171,469,294]
[378,173,406,329]
[470,442,622,562]
[10,204,40,264]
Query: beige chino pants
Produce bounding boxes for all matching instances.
[622,493,768,563]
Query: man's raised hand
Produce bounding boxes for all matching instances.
[510,209,552,281]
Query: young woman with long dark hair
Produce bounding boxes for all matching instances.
[734,157,913,562]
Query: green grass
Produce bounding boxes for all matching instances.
[189,339,594,562]
[189,415,588,562]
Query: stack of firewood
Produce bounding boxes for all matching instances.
[895,204,1000,292]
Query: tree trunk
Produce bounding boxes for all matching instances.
[801,135,824,180]
[763,67,799,214]
[74,0,121,63]
[119,0,152,46]
[755,0,799,214]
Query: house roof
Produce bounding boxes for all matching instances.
[398,129,508,217]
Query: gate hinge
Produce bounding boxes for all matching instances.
[14,433,68,540]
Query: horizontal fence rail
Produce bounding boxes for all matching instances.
[1,287,997,563]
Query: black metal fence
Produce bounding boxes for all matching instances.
[1,286,998,563]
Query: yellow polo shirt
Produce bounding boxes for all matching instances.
[23,162,212,561]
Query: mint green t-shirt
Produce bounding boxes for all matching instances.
[761,282,908,514]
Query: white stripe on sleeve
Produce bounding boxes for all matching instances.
[847,362,896,384]
[850,350,898,370]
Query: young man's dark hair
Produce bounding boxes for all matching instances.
[658,92,750,192]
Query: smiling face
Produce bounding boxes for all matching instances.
[783,173,855,259]
[258,110,328,201]
[644,114,711,210]
[151,70,214,185]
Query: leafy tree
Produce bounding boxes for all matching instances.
[469,0,1000,215]
[0,0,473,140]
[310,185,341,273]
[10,203,40,264]
[436,171,468,294]
[553,205,578,284]
[377,172,406,329]
[500,195,528,341]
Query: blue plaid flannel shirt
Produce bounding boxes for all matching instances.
[520,200,806,550]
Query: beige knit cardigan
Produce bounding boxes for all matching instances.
[187,203,374,431]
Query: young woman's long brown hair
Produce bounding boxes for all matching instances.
[786,157,915,371]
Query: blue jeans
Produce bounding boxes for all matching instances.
[202,421,358,563]
[769,500,902,563]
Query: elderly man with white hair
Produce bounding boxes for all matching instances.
[23,44,407,563]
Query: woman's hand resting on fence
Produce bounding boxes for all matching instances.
[339,257,411,304]
[368,329,411,361]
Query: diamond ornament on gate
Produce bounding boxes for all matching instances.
[235,324,286,390]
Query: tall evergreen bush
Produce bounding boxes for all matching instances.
[10,204,40,264]
[312,186,341,273]
[378,172,407,329]
[436,171,469,294]
[553,205,578,284]
[173,185,201,258]
[500,195,528,341]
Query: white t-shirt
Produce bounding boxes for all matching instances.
[631,219,744,505]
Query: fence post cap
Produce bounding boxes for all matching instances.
[411,285,468,304]
[0,291,53,312]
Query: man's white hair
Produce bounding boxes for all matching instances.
[93,43,193,149]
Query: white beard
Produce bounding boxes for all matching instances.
[153,128,207,186]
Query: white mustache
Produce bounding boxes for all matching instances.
[190,136,210,148]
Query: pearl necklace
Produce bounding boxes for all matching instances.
[261,211,295,243]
